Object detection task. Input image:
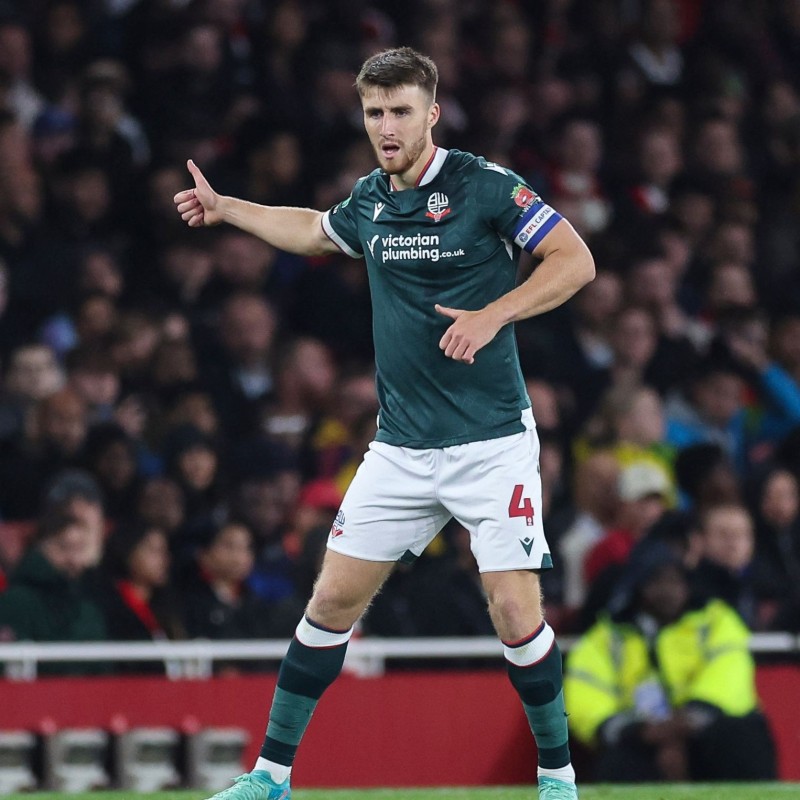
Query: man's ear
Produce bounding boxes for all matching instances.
[429,102,440,129]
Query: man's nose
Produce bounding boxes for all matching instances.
[380,115,394,136]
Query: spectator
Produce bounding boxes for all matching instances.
[565,538,777,782]
[692,503,759,629]
[751,467,800,630]
[0,387,89,519]
[623,127,682,218]
[180,520,280,647]
[554,451,620,627]
[580,460,670,628]
[83,422,141,522]
[163,423,224,531]
[673,441,741,513]
[0,342,64,442]
[577,385,676,503]
[586,461,671,582]
[282,478,343,563]
[42,467,107,570]
[205,292,278,439]
[546,116,611,237]
[99,519,184,672]
[0,509,107,674]
[136,476,186,543]
[261,337,337,456]
[65,346,120,424]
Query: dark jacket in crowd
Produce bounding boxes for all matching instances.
[0,549,107,674]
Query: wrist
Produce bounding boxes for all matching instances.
[484,299,515,329]
[218,194,235,223]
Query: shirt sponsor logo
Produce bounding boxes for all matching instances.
[511,183,538,209]
[425,192,451,222]
[367,232,465,264]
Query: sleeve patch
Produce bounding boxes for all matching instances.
[513,203,562,251]
[510,183,539,209]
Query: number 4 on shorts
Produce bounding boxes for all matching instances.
[508,484,534,526]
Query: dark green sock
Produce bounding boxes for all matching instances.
[260,618,350,766]
[505,626,571,769]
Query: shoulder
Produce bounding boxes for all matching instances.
[448,149,523,183]
[704,598,749,629]
[352,168,385,197]
[448,150,538,209]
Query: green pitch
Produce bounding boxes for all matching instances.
[8,785,800,800]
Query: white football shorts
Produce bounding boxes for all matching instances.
[327,408,552,572]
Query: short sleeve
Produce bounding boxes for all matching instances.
[478,159,563,254]
[321,189,364,259]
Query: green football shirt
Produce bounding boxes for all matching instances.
[321,147,563,448]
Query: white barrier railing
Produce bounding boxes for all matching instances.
[1,632,798,681]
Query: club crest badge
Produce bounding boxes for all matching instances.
[425,192,451,222]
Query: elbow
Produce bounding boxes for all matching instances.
[581,247,596,285]
[573,248,595,291]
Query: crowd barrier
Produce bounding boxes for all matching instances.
[1,637,799,786]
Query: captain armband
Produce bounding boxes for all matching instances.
[512,202,563,253]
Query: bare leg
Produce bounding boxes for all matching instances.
[253,550,395,787]
[306,549,395,629]
[481,569,544,641]
[482,569,576,796]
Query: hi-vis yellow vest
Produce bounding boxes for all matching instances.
[564,599,758,745]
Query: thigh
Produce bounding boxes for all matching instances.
[306,549,395,631]
[439,413,551,573]
[327,441,450,564]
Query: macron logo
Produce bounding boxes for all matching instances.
[367,234,380,258]
[373,202,385,222]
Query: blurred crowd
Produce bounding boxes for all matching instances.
[0,0,800,671]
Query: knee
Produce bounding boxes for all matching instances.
[306,582,363,629]
[486,589,543,640]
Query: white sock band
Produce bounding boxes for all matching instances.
[503,622,556,667]
[295,616,354,648]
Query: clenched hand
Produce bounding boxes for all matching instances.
[173,159,224,227]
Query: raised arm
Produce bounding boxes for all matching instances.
[173,160,340,257]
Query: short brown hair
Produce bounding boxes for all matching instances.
[356,47,438,100]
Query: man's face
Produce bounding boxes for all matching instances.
[7,346,63,400]
[40,522,92,580]
[639,564,689,624]
[360,84,438,177]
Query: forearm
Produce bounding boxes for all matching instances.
[218,197,332,256]
[486,243,595,325]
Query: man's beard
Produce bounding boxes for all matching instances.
[375,134,427,175]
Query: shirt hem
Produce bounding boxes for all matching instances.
[374,420,527,449]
